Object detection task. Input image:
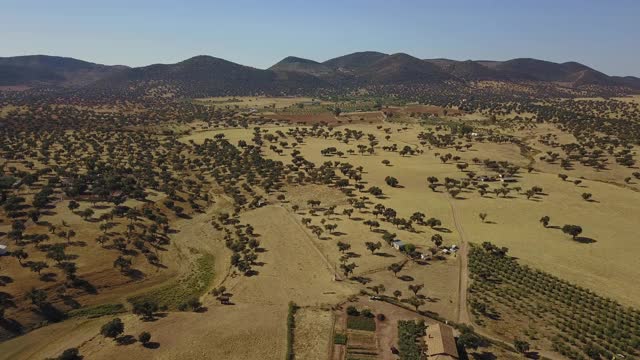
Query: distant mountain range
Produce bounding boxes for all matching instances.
[271,52,639,88]
[87,55,327,97]
[0,55,127,87]
[1,52,639,97]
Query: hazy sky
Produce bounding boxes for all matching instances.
[2,0,639,76]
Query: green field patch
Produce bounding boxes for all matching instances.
[127,253,215,310]
[334,332,348,345]
[67,303,126,318]
[347,315,376,332]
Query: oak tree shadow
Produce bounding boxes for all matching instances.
[524,351,542,359]
[34,303,67,322]
[0,318,24,335]
[117,335,137,345]
[374,252,395,258]
[143,342,160,349]
[574,236,596,244]
[0,276,14,286]
[470,351,497,360]
[124,268,145,280]
[40,272,58,282]
[352,276,371,285]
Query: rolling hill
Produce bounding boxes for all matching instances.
[269,56,335,78]
[271,52,453,84]
[0,55,127,87]
[424,59,510,81]
[322,51,389,73]
[356,53,453,84]
[278,52,636,88]
[87,55,329,98]
[490,58,616,85]
[611,75,640,89]
[0,52,638,97]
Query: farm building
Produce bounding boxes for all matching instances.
[391,240,405,251]
[424,323,459,360]
[476,175,497,182]
[0,244,7,255]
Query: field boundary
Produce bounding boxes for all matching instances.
[278,205,343,280]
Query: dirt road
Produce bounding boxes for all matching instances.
[446,197,471,325]
[446,198,565,360]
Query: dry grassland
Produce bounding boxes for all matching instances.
[293,307,334,360]
[181,121,640,307]
[193,96,321,109]
[3,98,640,359]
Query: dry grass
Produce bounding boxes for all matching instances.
[0,305,288,360]
[193,96,321,109]
[224,205,355,307]
[0,105,24,118]
[181,121,640,308]
[3,101,640,358]
[0,198,181,329]
[293,308,333,360]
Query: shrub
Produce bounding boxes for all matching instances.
[139,331,151,345]
[334,332,347,345]
[514,338,530,353]
[562,224,583,239]
[286,302,298,360]
[56,348,81,360]
[187,297,202,311]
[133,300,158,320]
[100,318,124,341]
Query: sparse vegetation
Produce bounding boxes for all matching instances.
[286,301,298,360]
[128,254,214,310]
[68,303,126,318]
[1,48,640,360]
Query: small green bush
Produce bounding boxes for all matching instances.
[334,332,347,345]
[346,306,359,316]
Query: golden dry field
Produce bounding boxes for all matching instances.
[193,96,324,109]
[1,96,640,360]
[182,121,640,308]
